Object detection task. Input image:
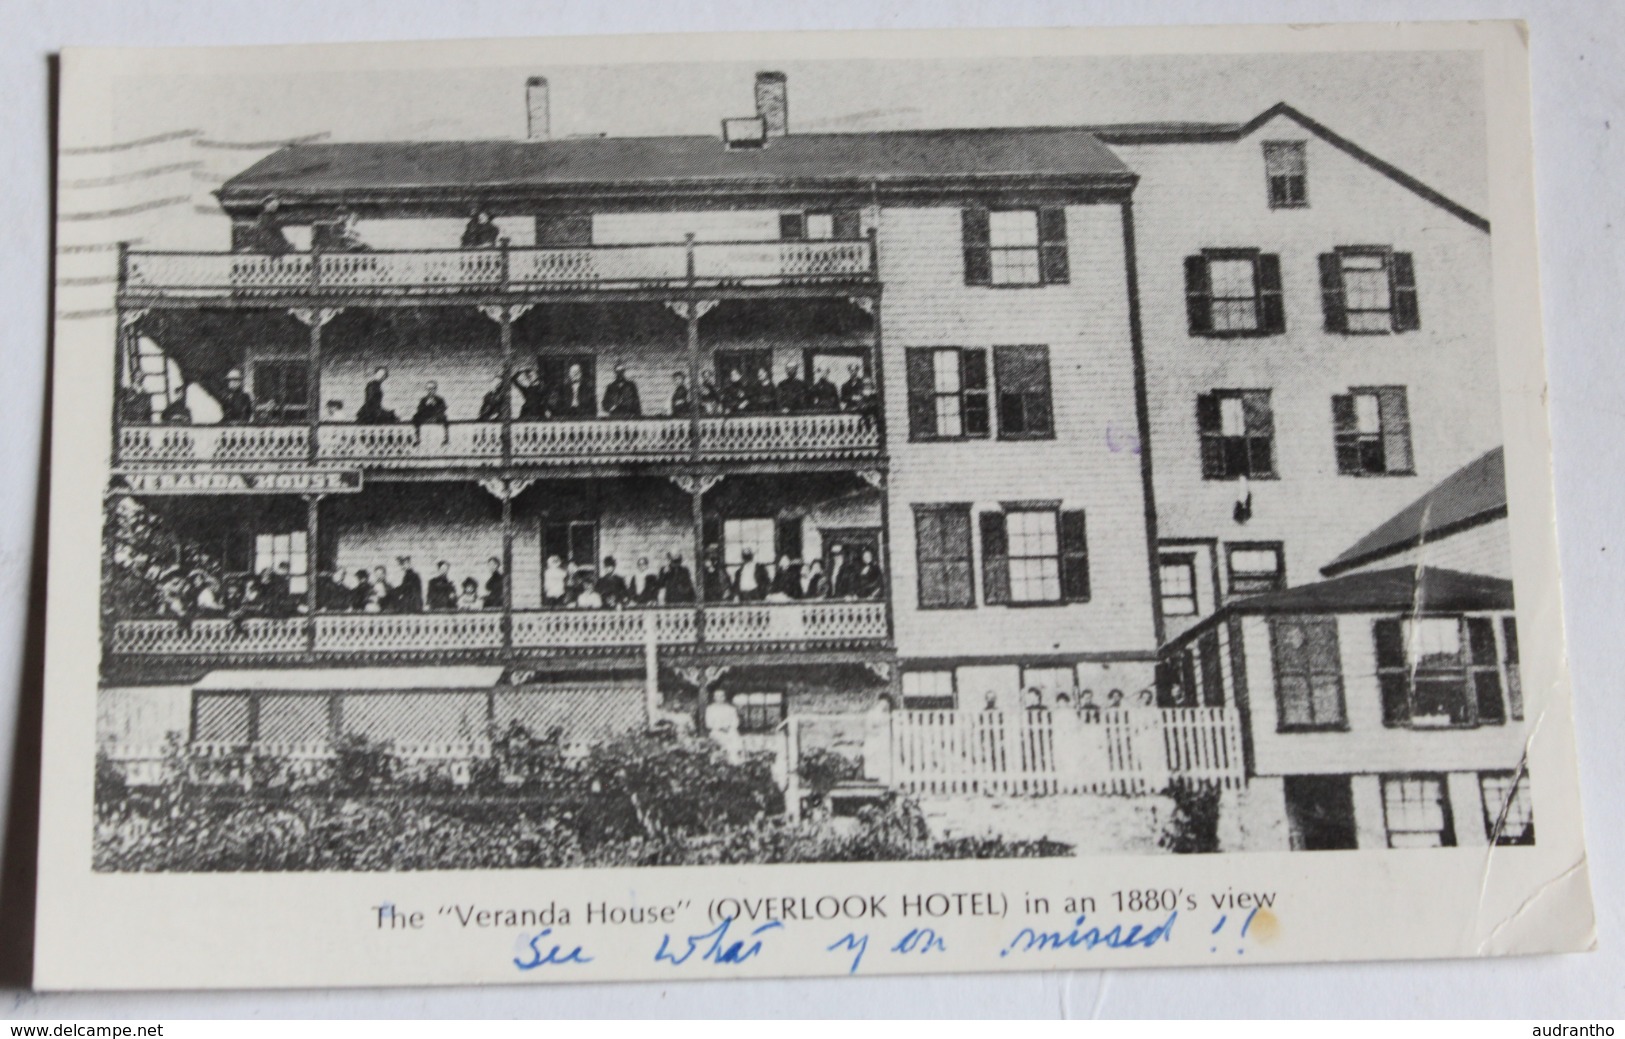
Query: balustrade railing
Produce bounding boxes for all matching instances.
[117,424,311,465]
[697,412,879,458]
[510,418,691,462]
[511,607,697,649]
[313,611,504,653]
[701,601,889,644]
[109,617,309,656]
[315,422,502,464]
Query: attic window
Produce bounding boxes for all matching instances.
[722,116,767,150]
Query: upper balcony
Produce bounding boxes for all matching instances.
[119,236,878,303]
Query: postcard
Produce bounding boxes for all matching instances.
[33,20,1595,990]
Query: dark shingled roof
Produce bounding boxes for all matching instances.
[219,127,1133,202]
[1228,566,1513,616]
[1322,447,1506,577]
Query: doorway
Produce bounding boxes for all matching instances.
[1284,774,1358,850]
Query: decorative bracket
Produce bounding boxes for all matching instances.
[477,476,536,501]
[477,303,533,325]
[673,664,732,692]
[846,296,876,317]
[668,474,723,497]
[862,661,894,684]
[118,308,149,331]
[507,668,539,686]
[856,469,886,491]
[664,300,719,323]
[289,307,343,328]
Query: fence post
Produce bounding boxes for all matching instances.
[783,717,801,821]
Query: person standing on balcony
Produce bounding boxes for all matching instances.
[542,555,570,608]
[460,208,501,249]
[513,368,548,421]
[809,367,840,413]
[827,543,851,599]
[776,363,809,414]
[366,565,392,613]
[426,561,458,611]
[748,366,778,414]
[669,371,693,417]
[660,552,695,604]
[357,367,398,424]
[595,556,629,608]
[601,363,642,418]
[768,553,802,601]
[549,363,597,419]
[457,577,482,611]
[477,374,508,422]
[349,568,372,612]
[697,371,722,415]
[483,556,505,609]
[701,548,730,603]
[840,363,870,412]
[732,548,770,602]
[160,383,193,425]
[412,381,450,446]
[218,369,255,425]
[720,368,749,415]
[801,557,828,599]
[628,557,660,605]
[239,196,292,256]
[394,555,424,613]
[319,210,369,253]
[852,547,885,601]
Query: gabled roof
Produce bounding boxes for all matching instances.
[1088,102,1489,233]
[1322,447,1507,577]
[218,127,1134,209]
[1228,566,1513,617]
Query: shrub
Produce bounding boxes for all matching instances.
[1158,779,1223,854]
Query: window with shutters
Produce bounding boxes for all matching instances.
[1184,250,1284,336]
[1502,617,1524,721]
[905,347,989,440]
[1332,387,1414,475]
[1269,616,1346,730]
[780,210,860,240]
[994,345,1054,439]
[1263,141,1308,208]
[901,670,957,710]
[1227,542,1285,595]
[1480,769,1535,846]
[1197,390,1276,480]
[1382,774,1457,848]
[980,508,1089,606]
[962,207,1069,286]
[733,691,785,734]
[1158,554,1199,618]
[722,518,778,571]
[912,504,975,610]
[254,531,308,594]
[543,520,599,578]
[253,358,310,424]
[1373,615,1508,729]
[1319,246,1420,334]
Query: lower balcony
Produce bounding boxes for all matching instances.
[108,601,890,658]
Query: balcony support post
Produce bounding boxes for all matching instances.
[690,479,706,646]
[499,305,515,468]
[304,493,323,656]
[290,307,341,463]
[501,482,515,656]
[865,289,895,643]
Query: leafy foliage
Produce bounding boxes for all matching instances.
[1157,779,1223,854]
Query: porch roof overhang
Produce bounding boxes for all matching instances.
[193,666,505,692]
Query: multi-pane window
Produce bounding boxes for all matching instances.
[905,347,989,440]
[1227,543,1285,595]
[1159,554,1199,618]
[1269,616,1346,730]
[980,508,1090,606]
[130,338,182,421]
[1374,615,1507,729]
[1320,247,1420,333]
[1183,251,1284,336]
[1382,774,1457,848]
[913,504,975,610]
[962,207,1069,286]
[254,359,310,424]
[993,345,1054,438]
[543,520,599,575]
[723,518,778,571]
[733,691,785,734]
[901,671,956,711]
[1333,387,1414,475]
[1197,390,1276,479]
[1480,770,1535,846]
[1264,141,1308,208]
[254,532,308,594]
[780,210,859,240]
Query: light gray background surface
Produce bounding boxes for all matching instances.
[1,0,1620,1019]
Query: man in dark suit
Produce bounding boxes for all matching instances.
[601,363,642,418]
[840,363,870,412]
[595,556,629,608]
[697,371,721,415]
[627,557,661,605]
[731,548,770,602]
[669,372,693,417]
[776,362,809,414]
[238,197,293,255]
[460,209,501,249]
[412,381,450,445]
[477,374,508,422]
[852,547,885,600]
[426,560,458,610]
[720,368,749,415]
[549,363,596,418]
[809,367,840,412]
[160,384,193,425]
[395,556,424,613]
[747,366,777,414]
[828,544,855,599]
[513,368,548,421]
[483,556,505,609]
[701,548,731,603]
[357,366,398,424]
[218,369,256,425]
[660,552,695,604]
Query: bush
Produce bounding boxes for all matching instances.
[795,748,865,800]
[1158,780,1222,854]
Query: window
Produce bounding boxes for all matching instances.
[1382,774,1456,848]
[1264,141,1308,208]
[1269,616,1346,730]
[1183,251,1284,336]
[780,210,859,240]
[913,504,975,610]
[1333,387,1414,475]
[961,207,1069,286]
[1159,554,1199,618]
[543,520,599,575]
[994,345,1054,438]
[980,508,1089,606]
[723,518,778,571]
[1480,770,1535,846]
[1319,247,1419,333]
[535,213,592,246]
[1374,615,1507,728]
[1227,543,1285,595]
[1171,630,1226,708]
[905,347,989,440]
[1284,775,1357,851]
[129,337,182,421]
[254,531,308,594]
[901,671,956,711]
[1197,390,1276,479]
[733,691,785,734]
[253,359,310,424]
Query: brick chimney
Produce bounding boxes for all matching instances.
[755,71,788,137]
[526,76,550,141]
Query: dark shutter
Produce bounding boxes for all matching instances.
[775,516,803,564]
[1466,617,1505,724]
[1373,618,1410,726]
[1059,510,1090,603]
[915,507,974,609]
[1257,253,1285,334]
[905,348,936,440]
[1377,389,1413,473]
[1319,253,1347,333]
[832,210,861,239]
[980,512,1010,605]
[1184,256,1213,335]
[536,214,592,246]
[778,213,805,240]
[1331,395,1360,474]
[1196,393,1224,478]
[962,349,990,437]
[1503,617,1524,721]
[961,208,992,286]
[1391,252,1420,331]
[1037,207,1070,284]
[994,345,1053,437]
[702,515,722,555]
